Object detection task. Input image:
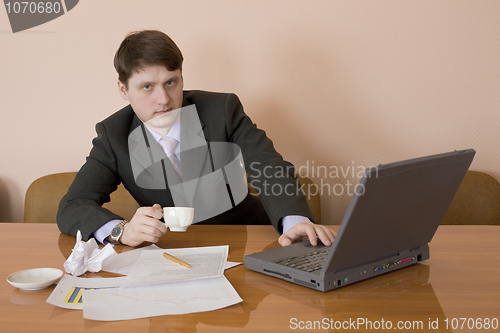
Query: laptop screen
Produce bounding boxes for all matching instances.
[322,149,475,274]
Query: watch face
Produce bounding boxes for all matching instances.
[111,226,122,238]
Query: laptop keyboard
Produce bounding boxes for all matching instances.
[273,249,329,272]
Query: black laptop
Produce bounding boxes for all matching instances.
[244,149,475,291]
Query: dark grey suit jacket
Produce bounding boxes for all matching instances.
[57,91,314,240]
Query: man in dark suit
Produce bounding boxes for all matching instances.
[57,30,335,247]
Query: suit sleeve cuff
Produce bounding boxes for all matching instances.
[281,215,312,234]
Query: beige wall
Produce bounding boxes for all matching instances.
[1,0,499,223]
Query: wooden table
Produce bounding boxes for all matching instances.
[1,223,499,332]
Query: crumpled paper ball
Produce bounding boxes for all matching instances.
[63,230,117,276]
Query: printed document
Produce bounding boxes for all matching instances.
[82,275,242,321]
[102,244,160,275]
[48,245,242,320]
[121,245,228,288]
[46,274,125,310]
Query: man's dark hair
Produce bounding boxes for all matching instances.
[114,30,184,87]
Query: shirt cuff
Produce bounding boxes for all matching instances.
[94,219,122,244]
[282,215,312,234]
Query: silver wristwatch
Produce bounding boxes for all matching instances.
[110,220,129,244]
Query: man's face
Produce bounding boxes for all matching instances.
[118,65,184,131]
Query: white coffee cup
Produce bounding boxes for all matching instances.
[163,207,194,232]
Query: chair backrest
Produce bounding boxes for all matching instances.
[441,171,500,225]
[24,172,140,223]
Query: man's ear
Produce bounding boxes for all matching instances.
[117,80,129,101]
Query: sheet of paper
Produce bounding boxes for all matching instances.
[102,245,237,275]
[225,261,242,270]
[82,275,242,321]
[46,274,126,309]
[102,244,160,275]
[121,245,228,288]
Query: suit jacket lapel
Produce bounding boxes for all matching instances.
[179,104,210,206]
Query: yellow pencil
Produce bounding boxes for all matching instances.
[163,252,191,268]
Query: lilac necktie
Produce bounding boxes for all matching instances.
[159,137,181,177]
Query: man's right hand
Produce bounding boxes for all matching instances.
[119,203,167,247]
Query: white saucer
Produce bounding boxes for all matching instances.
[7,268,63,291]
